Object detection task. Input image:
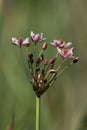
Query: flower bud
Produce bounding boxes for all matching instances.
[73,57,79,63]
[43,59,48,65]
[36,66,40,72]
[36,58,41,64]
[39,54,44,61]
[27,52,33,58]
[42,42,47,50]
[49,58,55,64]
[50,69,57,73]
[27,52,34,64]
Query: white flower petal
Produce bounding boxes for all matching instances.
[57,47,62,55]
[30,31,35,37]
[50,42,56,46]
[23,38,30,46]
[64,42,72,48]
[12,37,19,46]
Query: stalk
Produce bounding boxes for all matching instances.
[36,96,41,130]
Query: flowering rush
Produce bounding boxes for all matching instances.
[12,31,79,97]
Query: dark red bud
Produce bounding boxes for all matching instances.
[39,54,44,61]
[49,58,55,64]
[43,59,48,65]
[42,42,47,50]
[73,57,79,63]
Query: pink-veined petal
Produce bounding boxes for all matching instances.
[34,34,40,42]
[64,48,74,58]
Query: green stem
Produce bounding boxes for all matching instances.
[36,96,41,130]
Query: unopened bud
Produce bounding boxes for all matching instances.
[43,59,48,65]
[36,66,40,72]
[36,55,44,65]
[27,52,33,58]
[39,54,44,61]
[41,69,45,74]
[73,57,79,63]
[50,69,57,73]
[49,58,55,64]
[42,42,47,50]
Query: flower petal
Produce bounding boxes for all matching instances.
[23,38,30,46]
[12,37,19,46]
[64,42,72,48]
[30,31,35,37]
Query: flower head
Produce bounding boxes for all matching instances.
[12,37,30,47]
[51,39,72,48]
[57,47,74,59]
[30,31,46,43]
[51,39,64,48]
[11,31,79,97]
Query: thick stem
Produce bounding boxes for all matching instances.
[36,96,41,130]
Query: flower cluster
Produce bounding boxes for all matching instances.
[12,31,79,97]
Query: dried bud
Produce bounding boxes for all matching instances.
[44,79,47,84]
[38,74,43,80]
[30,58,34,64]
[36,55,44,65]
[41,69,45,74]
[36,58,40,64]
[43,59,48,65]
[73,57,79,63]
[27,52,33,58]
[36,66,40,72]
[50,69,57,73]
[42,42,47,50]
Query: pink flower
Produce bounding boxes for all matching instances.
[12,37,30,47]
[57,47,75,59]
[30,31,46,43]
[51,40,72,48]
[51,39,64,48]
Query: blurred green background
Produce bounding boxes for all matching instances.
[0,0,87,130]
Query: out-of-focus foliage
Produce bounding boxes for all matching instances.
[0,0,87,130]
